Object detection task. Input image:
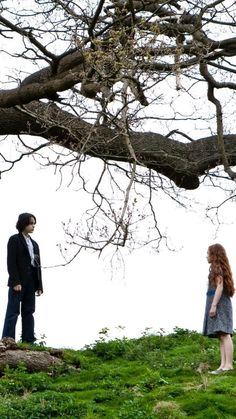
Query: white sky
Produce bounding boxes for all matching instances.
[0,157,235,350]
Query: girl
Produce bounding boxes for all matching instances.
[203,243,234,374]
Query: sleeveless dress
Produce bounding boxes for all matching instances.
[202,286,233,338]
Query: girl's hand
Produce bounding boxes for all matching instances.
[36,290,42,296]
[209,305,217,318]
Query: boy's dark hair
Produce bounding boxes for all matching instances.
[16,213,36,232]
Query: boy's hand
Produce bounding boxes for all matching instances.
[13,284,22,292]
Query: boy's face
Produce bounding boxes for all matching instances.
[23,217,36,235]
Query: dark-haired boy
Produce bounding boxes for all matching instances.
[2,213,43,343]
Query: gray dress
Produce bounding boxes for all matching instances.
[203,287,233,338]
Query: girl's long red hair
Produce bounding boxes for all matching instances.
[208,243,235,297]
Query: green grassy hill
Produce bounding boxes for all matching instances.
[0,328,235,418]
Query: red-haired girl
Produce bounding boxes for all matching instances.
[203,243,234,374]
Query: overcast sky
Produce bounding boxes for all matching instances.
[0,156,235,350]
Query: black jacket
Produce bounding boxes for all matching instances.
[7,233,43,292]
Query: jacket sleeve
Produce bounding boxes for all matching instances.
[7,235,21,286]
[37,248,43,292]
[33,241,43,292]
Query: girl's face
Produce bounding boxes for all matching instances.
[207,249,211,263]
[23,217,36,235]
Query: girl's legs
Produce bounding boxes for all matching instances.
[218,336,226,369]
[219,334,234,370]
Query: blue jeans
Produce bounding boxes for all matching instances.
[2,281,36,343]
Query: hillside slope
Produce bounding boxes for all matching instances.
[0,328,235,418]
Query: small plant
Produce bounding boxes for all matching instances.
[153,401,187,418]
[36,334,47,347]
[118,399,156,419]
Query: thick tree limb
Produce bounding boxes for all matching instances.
[1,103,236,190]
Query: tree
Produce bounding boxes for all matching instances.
[0,0,236,253]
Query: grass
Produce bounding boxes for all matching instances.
[0,327,235,418]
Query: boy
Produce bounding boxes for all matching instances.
[2,213,43,343]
